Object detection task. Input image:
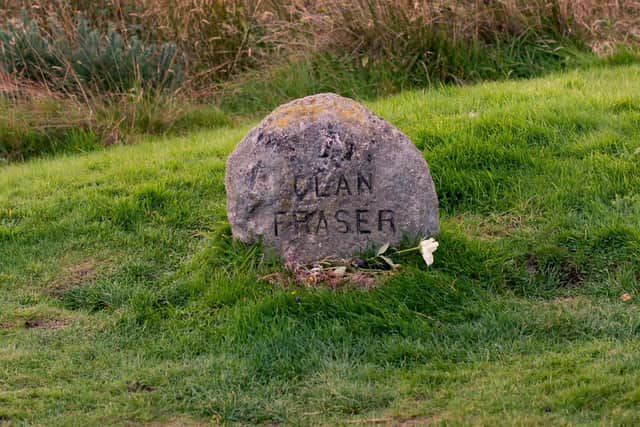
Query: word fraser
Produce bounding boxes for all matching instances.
[274,209,395,236]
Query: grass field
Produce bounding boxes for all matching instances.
[2,64,640,426]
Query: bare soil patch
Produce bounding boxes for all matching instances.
[141,418,209,427]
[127,382,155,393]
[24,318,70,330]
[46,258,98,296]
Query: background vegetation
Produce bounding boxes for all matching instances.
[1,0,640,161]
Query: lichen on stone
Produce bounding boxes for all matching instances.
[268,93,368,129]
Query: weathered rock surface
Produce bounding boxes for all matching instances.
[225,93,438,262]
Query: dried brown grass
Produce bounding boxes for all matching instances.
[0,1,638,160]
[2,1,638,85]
[0,68,54,100]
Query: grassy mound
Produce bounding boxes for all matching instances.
[2,65,640,425]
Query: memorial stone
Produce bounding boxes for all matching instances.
[225,93,438,262]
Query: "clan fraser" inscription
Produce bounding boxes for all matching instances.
[274,170,395,236]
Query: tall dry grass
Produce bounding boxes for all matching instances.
[3,1,638,86]
[0,1,639,160]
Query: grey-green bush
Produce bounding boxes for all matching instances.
[0,11,184,94]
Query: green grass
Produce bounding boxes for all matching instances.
[2,64,640,425]
[0,96,232,162]
[218,36,582,115]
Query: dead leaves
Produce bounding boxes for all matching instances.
[260,239,439,289]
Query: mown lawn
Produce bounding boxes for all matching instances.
[2,65,640,426]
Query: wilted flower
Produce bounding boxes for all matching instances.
[332,266,347,277]
[376,242,390,256]
[351,271,376,288]
[419,238,439,266]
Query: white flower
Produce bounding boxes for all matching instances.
[376,242,390,256]
[419,238,439,266]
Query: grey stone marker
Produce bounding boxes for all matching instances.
[225,93,438,262]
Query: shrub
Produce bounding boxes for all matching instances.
[0,11,184,94]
